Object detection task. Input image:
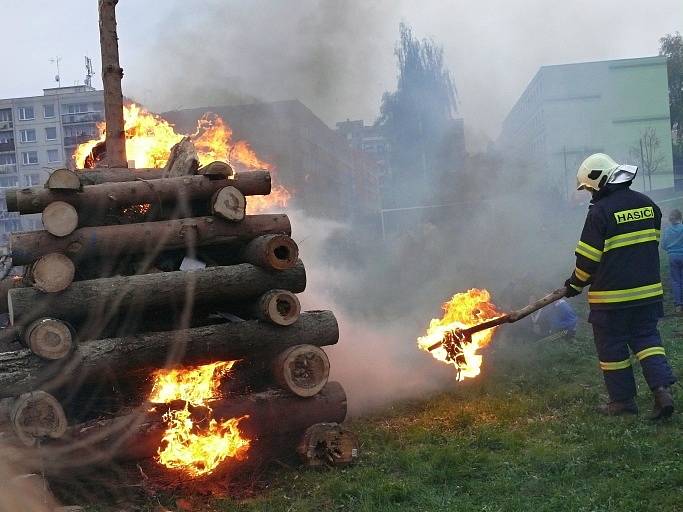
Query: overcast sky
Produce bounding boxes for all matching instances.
[2,1,680,141]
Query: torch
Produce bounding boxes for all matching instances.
[427,287,568,360]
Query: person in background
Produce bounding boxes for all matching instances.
[662,208,683,314]
[530,294,578,340]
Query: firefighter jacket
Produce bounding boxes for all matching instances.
[568,183,663,310]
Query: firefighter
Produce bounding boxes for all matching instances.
[565,153,676,419]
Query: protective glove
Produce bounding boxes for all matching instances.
[564,279,581,298]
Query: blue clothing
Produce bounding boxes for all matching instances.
[662,223,683,257]
[670,254,683,306]
[536,299,577,333]
[663,224,683,305]
[590,303,675,401]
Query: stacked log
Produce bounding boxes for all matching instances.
[0,161,355,477]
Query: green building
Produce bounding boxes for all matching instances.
[498,56,674,195]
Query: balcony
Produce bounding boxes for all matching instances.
[64,134,97,147]
[61,112,104,124]
[0,141,15,153]
[0,121,12,131]
[0,164,17,175]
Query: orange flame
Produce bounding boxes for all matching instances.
[149,361,250,477]
[417,289,501,381]
[73,104,290,213]
[73,104,181,169]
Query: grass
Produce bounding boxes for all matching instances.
[91,277,683,512]
[218,321,681,512]
[144,300,679,511]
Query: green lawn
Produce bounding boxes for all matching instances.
[219,321,681,512]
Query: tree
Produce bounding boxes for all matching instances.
[660,32,683,145]
[377,23,462,207]
[629,127,665,191]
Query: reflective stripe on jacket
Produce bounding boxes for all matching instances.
[568,184,663,310]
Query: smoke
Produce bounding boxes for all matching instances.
[0,454,60,512]
[289,211,456,414]
[122,0,399,126]
[119,0,680,138]
[288,180,585,415]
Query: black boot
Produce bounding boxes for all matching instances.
[597,399,639,416]
[650,387,674,420]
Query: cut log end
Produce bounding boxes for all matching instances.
[46,169,82,191]
[198,160,234,179]
[254,289,301,326]
[211,186,246,222]
[42,201,79,237]
[24,318,73,360]
[30,253,75,293]
[243,234,299,270]
[297,423,359,467]
[272,344,330,397]
[9,391,67,446]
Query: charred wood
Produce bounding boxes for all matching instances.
[271,344,330,397]
[44,382,347,468]
[0,391,67,447]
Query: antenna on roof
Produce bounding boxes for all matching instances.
[49,56,62,88]
[85,56,95,88]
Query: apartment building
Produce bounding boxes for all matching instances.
[0,85,103,242]
[498,56,674,196]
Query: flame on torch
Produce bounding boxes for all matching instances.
[417,289,501,381]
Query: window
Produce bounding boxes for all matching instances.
[18,106,34,120]
[22,151,38,165]
[0,154,15,165]
[43,104,55,118]
[64,125,97,138]
[23,174,41,187]
[19,129,36,143]
[45,127,57,141]
[47,149,60,163]
[0,110,11,122]
[0,176,19,188]
[66,103,89,114]
[0,134,11,143]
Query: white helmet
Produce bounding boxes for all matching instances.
[576,153,638,191]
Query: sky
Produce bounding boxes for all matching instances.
[1,0,680,141]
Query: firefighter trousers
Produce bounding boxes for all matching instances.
[589,303,676,402]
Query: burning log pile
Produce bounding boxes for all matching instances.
[0,156,357,484]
